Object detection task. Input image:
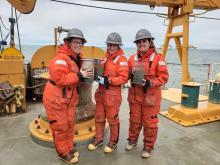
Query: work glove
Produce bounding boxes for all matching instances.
[98,76,108,85]
[143,79,151,94]
[98,76,109,89]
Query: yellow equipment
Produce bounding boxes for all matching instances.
[97,0,220,9]
[0,47,26,113]
[7,0,36,14]
[161,101,220,126]
[30,112,98,145]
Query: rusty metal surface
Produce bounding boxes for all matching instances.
[76,83,95,122]
[94,60,104,81]
[81,59,95,84]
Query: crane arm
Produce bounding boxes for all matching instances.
[94,0,220,10]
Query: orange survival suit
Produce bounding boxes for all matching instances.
[94,49,128,144]
[127,48,169,152]
[43,43,83,157]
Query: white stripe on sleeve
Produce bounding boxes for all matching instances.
[120,61,128,66]
[55,60,67,66]
[159,61,166,66]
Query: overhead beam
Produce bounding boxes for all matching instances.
[94,0,220,10]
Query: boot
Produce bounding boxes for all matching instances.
[125,141,137,151]
[70,148,80,157]
[59,153,79,164]
[88,140,103,151]
[141,148,150,158]
[104,143,117,153]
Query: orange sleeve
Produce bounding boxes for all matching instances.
[109,56,129,86]
[49,56,79,86]
[151,55,169,87]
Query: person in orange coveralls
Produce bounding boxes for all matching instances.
[125,29,169,158]
[88,32,128,153]
[43,28,92,164]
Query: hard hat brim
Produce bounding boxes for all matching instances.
[64,36,87,43]
[105,41,123,46]
[133,37,154,43]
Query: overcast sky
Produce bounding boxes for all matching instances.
[0,0,220,49]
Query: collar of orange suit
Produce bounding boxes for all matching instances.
[58,43,83,59]
[137,48,156,61]
[105,48,124,61]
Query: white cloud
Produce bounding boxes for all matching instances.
[0,0,220,49]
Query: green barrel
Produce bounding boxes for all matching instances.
[208,81,220,104]
[181,82,201,108]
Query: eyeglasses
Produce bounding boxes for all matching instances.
[136,39,148,44]
[71,41,83,46]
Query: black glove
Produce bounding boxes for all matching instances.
[104,76,109,89]
[129,71,135,87]
[77,72,84,81]
[143,79,151,94]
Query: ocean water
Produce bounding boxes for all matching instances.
[18,45,220,91]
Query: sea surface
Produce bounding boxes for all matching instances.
[14,45,220,92]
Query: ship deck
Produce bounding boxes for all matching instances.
[0,88,220,165]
